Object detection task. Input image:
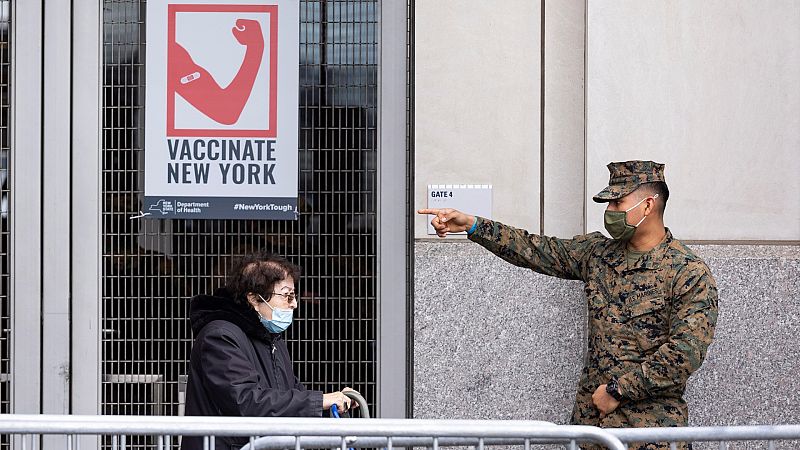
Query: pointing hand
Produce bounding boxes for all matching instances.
[417,208,476,238]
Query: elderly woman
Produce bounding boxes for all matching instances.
[182,252,354,450]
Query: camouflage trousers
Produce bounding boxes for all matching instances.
[572,388,691,450]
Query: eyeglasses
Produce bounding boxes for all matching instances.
[269,291,298,303]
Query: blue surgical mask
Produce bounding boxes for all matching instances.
[257,294,294,333]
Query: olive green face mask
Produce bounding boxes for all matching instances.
[603,194,659,241]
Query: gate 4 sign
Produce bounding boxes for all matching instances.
[144,0,299,219]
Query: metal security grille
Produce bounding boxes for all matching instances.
[101,0,378,435]
[0,2,11,449]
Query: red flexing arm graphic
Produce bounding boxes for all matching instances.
[169,18,264,125]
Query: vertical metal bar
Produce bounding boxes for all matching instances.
[524,439,530,450]
[768,441,776,450]
[569,440,577,450]
[203,436,208,450]
[377,0,409,420]
[320,0,328,107]
[42,0,72,421]
[11,0,44,419]
[670,442,677,450]
[0,0,14,432]
[478,438,484,450]
[112,434,117,450]
[404,0,416,420]
[432,437,438,450]
[71,0,101,418]
[718,441,727,450]
[387,437,393,450]
[295,436,301,450]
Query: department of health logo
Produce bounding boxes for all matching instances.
[166,4,278,137]
[148,199,175,215]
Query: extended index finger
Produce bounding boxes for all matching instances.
[417,208,451,215]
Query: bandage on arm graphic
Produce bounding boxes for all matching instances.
[169,19,265,125]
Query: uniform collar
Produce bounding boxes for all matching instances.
[609,228,673,274]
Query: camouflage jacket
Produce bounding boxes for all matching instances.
[469,217,718,432]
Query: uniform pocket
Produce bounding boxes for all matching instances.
[625,293,669,352]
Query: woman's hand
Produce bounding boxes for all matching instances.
[323,387,358,412]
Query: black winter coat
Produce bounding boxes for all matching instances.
[182,289,323,450]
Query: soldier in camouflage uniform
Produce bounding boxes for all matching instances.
[419,161,718,450]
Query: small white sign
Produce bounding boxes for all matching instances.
[426,184,492,235]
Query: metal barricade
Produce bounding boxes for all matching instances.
[0,415,625,450]
[608,425,800,450]
[1,415,800,450]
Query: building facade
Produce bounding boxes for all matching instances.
[414,0,800,429]
[0,2,798,446]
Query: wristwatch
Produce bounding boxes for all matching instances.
[606,377,624,401]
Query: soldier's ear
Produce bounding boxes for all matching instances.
[646,197,656,214]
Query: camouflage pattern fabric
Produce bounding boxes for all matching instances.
[469,218,718,450]
[593,161,666,203]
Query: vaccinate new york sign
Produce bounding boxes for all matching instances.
[144,0,299,219]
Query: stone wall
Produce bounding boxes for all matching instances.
[414,241,800,430]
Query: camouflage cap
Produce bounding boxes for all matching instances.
[592,160,665,203]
